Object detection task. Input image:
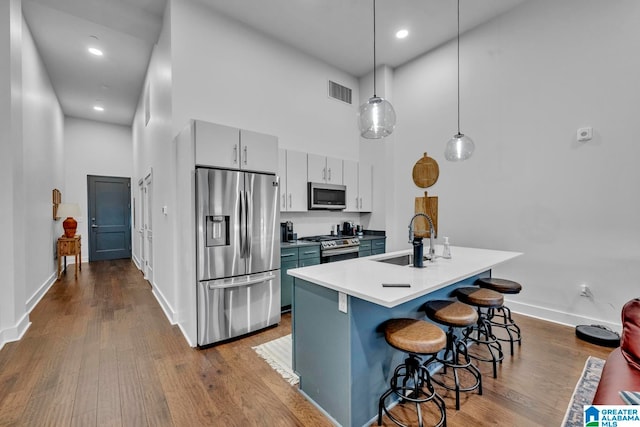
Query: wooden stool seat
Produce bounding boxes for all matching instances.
[475,277,522,294]
[384,318,446,355]
[455,287,504,308]
[424,300,478,328]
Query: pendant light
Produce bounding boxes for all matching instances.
[444,0,475,161]
[358,0,396,139]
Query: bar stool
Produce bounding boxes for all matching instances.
[423,300,482,410]
[475,277,522,355]
[378,318,447,427]
[454,287,505,378]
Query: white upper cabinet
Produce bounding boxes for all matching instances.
[307,154,343,184]
[279,149,308,212]
[241,129,278,173]
[343,160,359,212]
[194,121,277,173]
[343,160,372,212]
[358,162,373,212]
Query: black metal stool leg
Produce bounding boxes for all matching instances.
[425,326,482,410]
[379,354,447,427]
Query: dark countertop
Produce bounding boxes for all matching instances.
[281,240,321,248]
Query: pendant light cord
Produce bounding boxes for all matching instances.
[457,0,461,135]
[373,0,377,97]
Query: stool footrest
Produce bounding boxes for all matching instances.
[378,355,446,427]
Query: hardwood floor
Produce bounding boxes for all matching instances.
[0,259,613,426]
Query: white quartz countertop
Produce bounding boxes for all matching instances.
[287,246,522,308]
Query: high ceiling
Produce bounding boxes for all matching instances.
[22,0,527,126]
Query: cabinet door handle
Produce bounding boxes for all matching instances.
[243,146,248,165]
[288,194,292,208]
[233,145,238,164]
[328,168,331,181]
[282,194,286,209]
[359,197,363,209]
[281,253,295,258]
[322,168,326,181]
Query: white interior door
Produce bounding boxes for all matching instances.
[143,171,153,284]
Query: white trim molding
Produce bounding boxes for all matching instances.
[507,299,622,334]
[0,313,31,351]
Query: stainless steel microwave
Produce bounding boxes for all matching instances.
[308,182,346,210]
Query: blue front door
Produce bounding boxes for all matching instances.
[87,175,131,261]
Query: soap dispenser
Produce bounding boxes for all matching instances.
[442,237,452,259]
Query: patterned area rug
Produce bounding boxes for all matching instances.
[561,356,605,427]
[252,334,299,386]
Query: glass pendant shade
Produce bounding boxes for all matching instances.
[444,132,475,161]
[445,0,474,161]
[358,96,396,139]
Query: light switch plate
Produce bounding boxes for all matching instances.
[338,292,347,313]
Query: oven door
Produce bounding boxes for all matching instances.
[321,247,359,263]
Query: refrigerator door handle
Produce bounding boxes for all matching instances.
[239,190,246,258]
[206,273,277,290]
[245,190,252,256]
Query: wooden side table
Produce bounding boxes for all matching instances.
[57,235,81,280]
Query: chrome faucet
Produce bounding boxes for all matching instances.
[408,213,436,260]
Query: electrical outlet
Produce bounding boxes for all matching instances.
[338,292,347,313]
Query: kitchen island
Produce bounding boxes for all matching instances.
[287,246,521,427]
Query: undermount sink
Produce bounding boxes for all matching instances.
[375,253,433,267]
[375,254,415,266]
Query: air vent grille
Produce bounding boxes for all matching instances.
[328,80,352,104]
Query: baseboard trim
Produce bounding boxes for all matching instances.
[1,271,57,350]
[0,312,31,351]
[507,299,622,333]
[132,254,141,270]
[177,322,196,348]
[26,271,58,313]
[151,282,178,325]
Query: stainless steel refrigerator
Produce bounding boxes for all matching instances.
[196,167,280,346]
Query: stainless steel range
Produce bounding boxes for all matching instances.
[300,235,360,263]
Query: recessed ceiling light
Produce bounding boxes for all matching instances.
[395,29,409,39]
[88,47,103,56]
[93,105,104,112]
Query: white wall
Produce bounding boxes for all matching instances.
[1,1,65,349]
[132,0,175,324]
[64,117,133,262]
[387,0,640,329]
[0,0,26,348]
[171,0,361,158]
[22,15,65,309]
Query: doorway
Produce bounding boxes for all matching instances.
[140,171,153,283]
[87,175,132,261]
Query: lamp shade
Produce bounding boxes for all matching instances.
[444,133,475,162]
[358,96,396,139]
[57,203,82,237]
[57,203,82,218]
